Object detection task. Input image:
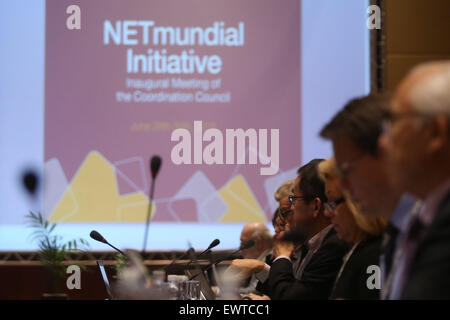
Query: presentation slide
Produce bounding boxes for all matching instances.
[0,0,369,251]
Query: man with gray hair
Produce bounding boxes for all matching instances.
[238,222,273,294]
[379,60,450,299]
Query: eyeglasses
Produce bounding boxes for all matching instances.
[288,195,307,204]
[279,208,292,222]
[324,197,346,212]
[381,111,431,134]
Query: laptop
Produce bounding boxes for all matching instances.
[185,268,215,300]
[97,260,114,299]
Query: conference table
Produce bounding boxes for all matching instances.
[0,250,232,300]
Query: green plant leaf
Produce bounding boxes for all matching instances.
[49,223,56,233]
[26,211,89,279]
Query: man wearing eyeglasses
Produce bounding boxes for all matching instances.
[258,159,348,299]
[379,61,450,299]
[320,94,420,300]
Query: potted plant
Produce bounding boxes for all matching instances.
[113,253,127,279]
[26,211,89,299]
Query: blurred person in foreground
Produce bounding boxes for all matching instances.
[320,94,421,299]
[379,61,450,299]
[319,157,386,299]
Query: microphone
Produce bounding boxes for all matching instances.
[22,170,41,214]
[163,247,195,271]
[150,156,162,179]
[142,155,162,254]
[185,239,221,268]
[22,170,39,196]
[197,239,220,258]
[187,247,197,264]
[216,239,255,263]
[189,240,256,279]
[90,230,126,256]
[237,239,255,253]
[208,238,221,250]
[186,246,205,280]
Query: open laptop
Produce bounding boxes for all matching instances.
[96,260,114,299]
[185,268,215,300]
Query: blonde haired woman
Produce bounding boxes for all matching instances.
[319,157,387,299]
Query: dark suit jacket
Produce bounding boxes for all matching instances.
[330,236,381,300]
[401,191,450,299]
[266,228,348,300]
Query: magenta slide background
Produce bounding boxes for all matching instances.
[44,0,301,222]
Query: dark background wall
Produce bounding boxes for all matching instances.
[385,0,450,91]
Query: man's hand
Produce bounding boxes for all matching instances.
[226,259,265,278]
[241,293,271,300]
[273,239,295,259]
[224,259,266,286]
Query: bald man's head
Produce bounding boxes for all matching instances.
[394,61,450,116]
[380,60,450,198]
[239,222,273,259]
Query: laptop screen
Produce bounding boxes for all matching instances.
[185,269,215,300]
[97,260,114,299]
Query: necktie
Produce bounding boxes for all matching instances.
[382,223,399,277]
[381,200,423,300]
[397,215,426,298]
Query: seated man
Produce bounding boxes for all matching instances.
[231,159,348,299]
[238,222,274,294]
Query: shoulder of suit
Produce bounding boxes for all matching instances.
[315,229,349,257]
[351,236,382,265]
[434,192,450,222]
[323,227,349,249]
[419,194,450,245]
[358,235,382,250]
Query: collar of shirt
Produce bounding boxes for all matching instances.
[420,177,450,226]
[257,248,272,261]
[306,224,334,254]
[390,193,417,232]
